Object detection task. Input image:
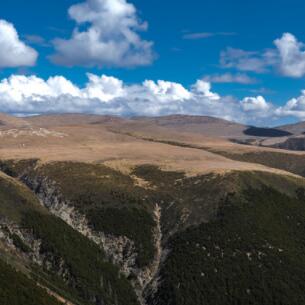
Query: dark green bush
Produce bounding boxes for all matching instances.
[22,210,139,305]
[0,259,61,305]
[149,185,305,305]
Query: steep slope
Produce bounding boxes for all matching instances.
[0,259,62,305]
[0,168,139,305]
[1,159,305,305]
[132,168,305,305]
[0,160,161,302]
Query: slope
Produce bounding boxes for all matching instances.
[0,168,139,305]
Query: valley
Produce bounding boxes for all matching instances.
[1,114,305,304]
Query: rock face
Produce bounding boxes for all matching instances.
[143,205,165,301]
[0,219,71,283]
[20,173,164,304]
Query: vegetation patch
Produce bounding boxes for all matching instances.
[2,159,305,305]
[29,162,157,268]
[0,159,38,178]
[22,210,139,305]
[10,233,31,253]
[0,168,139,305]
[0,259,61,305]
[88,207,155,267]
[0,174,43,222]
[148,178,305,305]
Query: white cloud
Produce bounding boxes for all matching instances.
[143,80,193,101]
[0,73,278,124]
[220,48,271,73]
[241,96,271,112]
[83,74,125,101]
[274,33,305,78]
[204,73,257,84]
[238,96,276,124]
[220,33,305,78]
[4,74,305,125]
[51,0,154,68]
[191,80,220,100]
[0,75,79,101]
[0,20,38,68]
[276,90,305,119]
[46,76,81,96]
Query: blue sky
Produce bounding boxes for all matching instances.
[0,0,305,125]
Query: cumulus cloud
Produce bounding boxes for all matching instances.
[0,20,38,68]
[191,80,220,100]
[142,80,193,101]
[4,73,305,124]
[237,96,276,124]
[204,73,257,84]
[0,73,281,124]
[276,90,305,119]
[274,33,305,77]
[241,96,270,112]
[83,74,125,101]
[50,0,154,68]
[220,33,305,78]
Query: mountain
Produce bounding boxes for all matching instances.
[128,115,305,152]
[278,121,305,135]
[129,115,248,138]
[1,113,305,304]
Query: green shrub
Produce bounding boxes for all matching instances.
[32,162,156,268]
[10,233,31,253]
[0,259,61,305]
[149,184,305,305]
[22,210,139,305]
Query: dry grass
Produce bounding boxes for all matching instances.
[0,114,303,179]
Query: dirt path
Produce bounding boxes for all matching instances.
[37,282,76,305]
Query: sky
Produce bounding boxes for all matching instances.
[1,0,305,126]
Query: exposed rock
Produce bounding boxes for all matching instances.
[0,128,67,138]
[19,173,165,304]
[0,219,71,282]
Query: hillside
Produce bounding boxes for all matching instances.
[278,121,305,135]
[0,167,138,305]
[1,160,305,305]
[1,114,305,304]
[129,115,247,138]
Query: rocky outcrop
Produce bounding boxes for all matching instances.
[19,173,165,304]
[22,175,138,274]
[142,205,171,304]
[0,219,71,282]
